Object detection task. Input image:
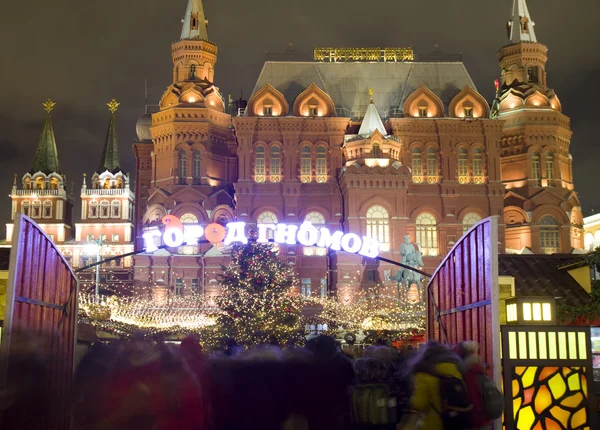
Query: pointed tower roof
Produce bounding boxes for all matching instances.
[508,0,537,43]
[181,0,209,41]
[358,89,387,136]
[97,99,121,173]
[31,99,61,174]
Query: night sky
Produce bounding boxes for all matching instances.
[1,0,598,236]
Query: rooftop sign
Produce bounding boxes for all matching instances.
[142,215,380,258]
[314,47,414,62]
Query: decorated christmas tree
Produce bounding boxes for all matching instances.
[214,239,303,346]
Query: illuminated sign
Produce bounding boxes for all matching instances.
[142,215,380,258]
[314,47,414,62]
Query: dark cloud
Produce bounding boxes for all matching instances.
[1,0,599,233]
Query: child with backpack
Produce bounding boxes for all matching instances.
[456,341,504,430]
[407,342,473,430]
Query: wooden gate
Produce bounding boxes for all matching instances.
[427,216,501,382]
[0,214,78,429]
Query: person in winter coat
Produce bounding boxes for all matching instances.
[457,341,493,430]
[407,342,465,430]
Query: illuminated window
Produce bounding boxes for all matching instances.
[175,278,183,296]
[316,147,327,183]
[21,200,30,216]
[43,201,52,218]
[89,201,98,218]
[255,146,266,183]
[100,201,110,218]
[112,234,119,242]
[418,106,428,117]
[111,201,120,218]
[193,150,202,184]
[416,212,438,256]
[301,146,312,183]
[178,150,187,184]
[50,177,59,190]
[180,213,198,224]
[540,215,559,254]
[32,201,41,218]
[257,211,278,241]
[545,151,554,183]
[270,147,281,183]
[464,106,473,117]
[585,232,595,251]
[320,278,327,298]
[531,151,541,186]
[472,148,483,184]
[303,212,326,256]
[309,106,318,116]
[412,148,423,183]
[366,205,390,251]
[35,177,44,190]
[462,212,482,233]
[426,148,438,183]
[301,278,311,296]
[458,148,468,183]
[263,106,273,116]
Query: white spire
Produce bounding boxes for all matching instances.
[358,102,387,136]
[508,0,537,43]
[181,0,209,41]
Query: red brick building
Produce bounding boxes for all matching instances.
[132,0,583,302]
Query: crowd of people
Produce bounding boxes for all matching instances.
[1,333,503,430]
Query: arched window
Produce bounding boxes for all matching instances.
[301,146,312,183]
[193,150,202,184]
[32,201,41,219]
[426,148,437,183]
[527,66,538,83]
[366,205,390,251]
[178,150,187,184]
[257,211,278,241]
[180,213,199,224]
[372,143,381,158]
[472,148,483,184]
[50,177,59,190]
[462,212,482,233]
[111,201,121,218]
[255,146,266,183]
[104,178,111,189]
[303,211,326,256]
[540,216,559,254]
[545,151,554,183]
[21,200,30,216]
[42,201,52,219]
[458,148,468,184]
[190,64,197,80]
[531,151,541,186]
[594,231,600,249]
[416,212,438,256]
[412,148,423,183]
[270,147,281,183]
[35,177,44,190]
[88,201,98,218]
[316,146,327,183]
[100,201,110,218]
[585,232,595,252]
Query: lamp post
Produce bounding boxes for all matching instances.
[85,238,105,301]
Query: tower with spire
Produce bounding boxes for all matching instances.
[495,0,583,253]
[76,99,134,270]
[6,99,73,244]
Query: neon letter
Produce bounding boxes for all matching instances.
[317,228,343,251]
[164,228,184,248]
[257,223,276,243]
[142,230,161,253]
[224,222,248,245]
[274,223,299,245]
[340,233,362,254]
[359,236,380,258]
[297,222,319,247]
[183,225,204,246]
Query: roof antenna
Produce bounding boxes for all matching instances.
[144,78,149,114]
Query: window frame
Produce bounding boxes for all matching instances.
[254,146,266,183]
[301,146,312,183]
[366,205,390,251]
[270,146,281,183]
[416,212,439,256]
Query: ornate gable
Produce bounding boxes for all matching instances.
[292,83,335,117]
[449,86,490,118]
[403,85,445,118]
[247,83,289,117]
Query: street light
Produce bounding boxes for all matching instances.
[85,238,105,301]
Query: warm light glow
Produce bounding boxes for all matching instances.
[528,332,537,359]
[532,303,542,321]
[507,303,518,322]
[558,332,567,359]
[542,303,552,321]
[548,332,557,359]
[568,332,577,360]
[577,332,587,360]
[518,332,528,359]
[188,96,196,103]
[523,302,532,321]
[539,333,547,359]
[509,331,517,359]
[364,158,390,168]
